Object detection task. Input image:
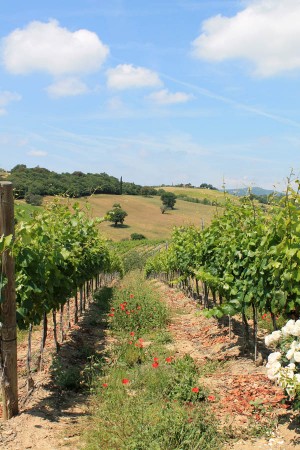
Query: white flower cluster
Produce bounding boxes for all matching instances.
[265,320,300,399]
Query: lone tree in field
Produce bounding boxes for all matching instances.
[160,192,176,210]
[105,204,128,226]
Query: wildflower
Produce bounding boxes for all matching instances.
[122,378,130,385]
[137,306,141,310]
[153,357,159,362]
[108,313,114,317]
[130,294,134,299]
[152,362,159,368]
[135,342,143,348]
[207,395,215,401]
[165,357,172,363]
[111,307,115,312]
[126,311,130,315]
[262,313,267,320]
[130,332,135,336]
[192,387,199,393]
[102,383,108,388]
[129,341,133,345]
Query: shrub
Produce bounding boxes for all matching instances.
[131,233,146,240]
[25,193,43,206]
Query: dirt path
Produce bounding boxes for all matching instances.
[0,295,110,450]
[156,281,300,450]
[1,280,300,449]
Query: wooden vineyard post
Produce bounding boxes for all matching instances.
[0,181,18,419]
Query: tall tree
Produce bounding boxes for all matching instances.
[160,192,177,210]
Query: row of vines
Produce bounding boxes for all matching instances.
[0,196,123,417]
[146,181,300,358]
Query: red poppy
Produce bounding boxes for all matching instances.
[129,341,133,345]
[122,378,130,385]
[126,311,130,315]
[120,303,126,310]
[138,338,144,343]
[192,387,199,393]
[108,313,114,317]
[137,306,141,310]
[152,362,159,368]
[130,331,135,336]
[111,307,115,312]
[130,294,134,299]
[153,357,159,362]
[102,383,108,388]
[207,395,215,402]
[165,357,172,363]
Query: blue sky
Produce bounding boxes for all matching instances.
[1,0,300,189]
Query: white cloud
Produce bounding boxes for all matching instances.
[0,90,21,115]
[192,0,300,77]
[147,89,194,105]
[2,20,109,76]
[46,77,89,98]
[27,150,47,157]
[106,64,162,89]
[106,96,125,111]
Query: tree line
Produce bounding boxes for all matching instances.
[4,165,143,202]
[0,165,225,204]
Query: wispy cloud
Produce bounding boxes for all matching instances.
[27,149,47,157]
[107,64,162,90]
[45,125,209,157]
[46,77,89,98]
[159,72,300,128]
[0,90,22,115]
[147,89,194,105]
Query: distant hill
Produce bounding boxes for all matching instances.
[226,187,278,197]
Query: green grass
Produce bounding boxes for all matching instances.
[162,186,230,202]
[15,200,42,221]
[108,272,169,333]
[82,273,223,450]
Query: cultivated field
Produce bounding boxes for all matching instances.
[75,193,221,241]
[17,189,233,241]
[162,186,235,202]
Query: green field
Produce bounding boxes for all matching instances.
[15,201,42,221]
[162,186,233,202]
